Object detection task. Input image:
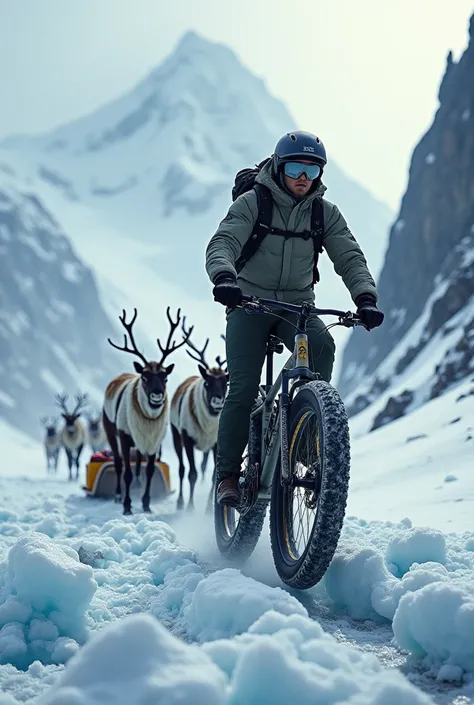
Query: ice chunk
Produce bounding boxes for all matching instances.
[385,528,446,576]
[37,614,226,705]
[182,568,307,641]
[393,581,474,675]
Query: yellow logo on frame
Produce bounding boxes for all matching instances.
[297,339,308,361]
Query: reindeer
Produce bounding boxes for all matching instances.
[85,411,107,453]
[170,326,228,511]
[40,416,61,474]
[55,393,88,480]
[103,307,192,516]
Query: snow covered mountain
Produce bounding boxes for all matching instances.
[0,165,118,438]
[0,31,392,302]
[0,30,394,438]
[339,13,474,432]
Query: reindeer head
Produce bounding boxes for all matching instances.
[108,308,193,411]
[86,411,101,434]
[40,416,59,438]
[183,324,228,416]
[55,393,88,435]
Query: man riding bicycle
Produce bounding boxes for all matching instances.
[205,130,384,508]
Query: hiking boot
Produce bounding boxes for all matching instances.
[216,476,241,508]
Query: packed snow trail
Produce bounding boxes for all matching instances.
[0,466,473,704]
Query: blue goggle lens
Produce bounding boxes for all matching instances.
[283,161,321,180]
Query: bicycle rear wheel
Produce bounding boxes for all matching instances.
[214,490,268,563]
[270,380,350,589]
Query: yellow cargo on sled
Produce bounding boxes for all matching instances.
[84,449,172,500]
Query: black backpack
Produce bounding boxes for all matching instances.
[231,158,325,284]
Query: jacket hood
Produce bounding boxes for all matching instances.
[255,160,327,208]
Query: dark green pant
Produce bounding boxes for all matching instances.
[217,308,336,480]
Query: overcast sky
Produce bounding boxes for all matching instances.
[0,0,472,208]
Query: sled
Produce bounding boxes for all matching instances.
[83,449,172,500]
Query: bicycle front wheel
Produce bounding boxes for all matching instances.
[270,380,350,589]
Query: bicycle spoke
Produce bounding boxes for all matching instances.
[287,412,321,558]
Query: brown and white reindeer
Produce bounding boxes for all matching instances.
[85,411,107,453]
[103,307,192,516]
[40,416,61,474]
[171,326,228,511]
[55,393,89,480]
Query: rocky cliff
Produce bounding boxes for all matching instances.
[339,14,474,431]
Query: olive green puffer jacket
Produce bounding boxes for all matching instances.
[205,161,377,305]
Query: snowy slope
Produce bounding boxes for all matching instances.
[0,166,121,438]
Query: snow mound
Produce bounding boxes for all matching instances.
[37,611,434,705]
[393,581,474,677]
[0,533,96,669]
[37,613,226,705]
[385,527,447,576]
[182,568,307,642]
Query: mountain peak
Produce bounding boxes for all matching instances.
[173,30,234,58]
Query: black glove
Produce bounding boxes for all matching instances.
[355,294,384,330]
[212,273,242,309]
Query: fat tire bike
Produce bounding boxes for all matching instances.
[214,295,365,589]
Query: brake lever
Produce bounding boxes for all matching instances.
[338,312,366,329]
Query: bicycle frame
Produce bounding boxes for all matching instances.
[242,296,361,501]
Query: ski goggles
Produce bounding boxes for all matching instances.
[283,161,321,180]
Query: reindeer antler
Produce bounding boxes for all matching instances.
[55,393,70,414]
[72,392,89,416]
[107,309,149,366]
[157,308,193,366]
[182,318,210,368]
[216,333,227,369]
[40,416,49,427]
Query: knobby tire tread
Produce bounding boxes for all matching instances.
[270,380,350,589]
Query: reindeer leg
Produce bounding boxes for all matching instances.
[134,449,142,487]
[54,449,59,474]
[120,432,134,515]
[206,445,217,514]
[75,444,83,480]
[201,451,210,481]
[172,425,185,510]
[103,412,122,502]
[182,431,197,511]
[142,454,155,513]
[65,448,73,480]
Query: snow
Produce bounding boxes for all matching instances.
[60,262,82,284]
[348,377,474,531]
[0,392,15,409]
[0,406,473,704]
[462,108,471,121]
[17,235,55,262]
[426,153,436,164]
[394,582,474,672]
[0,534,95,669]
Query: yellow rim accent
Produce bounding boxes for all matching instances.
[284,410,311,560]
[223,505,232,537]
[289,411,310,464]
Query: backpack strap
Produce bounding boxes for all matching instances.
[235,188,325,284]
[235,183,273,274]
[310,198,324,283]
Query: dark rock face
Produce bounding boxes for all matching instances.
[339,13,474,423]
[0,175,116,438]
[371,390,414,432]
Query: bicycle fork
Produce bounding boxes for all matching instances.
[280,332,311,482]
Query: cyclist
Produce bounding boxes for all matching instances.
[205,130,384,508]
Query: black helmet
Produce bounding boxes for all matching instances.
[272,131,327,174]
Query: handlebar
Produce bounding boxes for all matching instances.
[238,295,365,329]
